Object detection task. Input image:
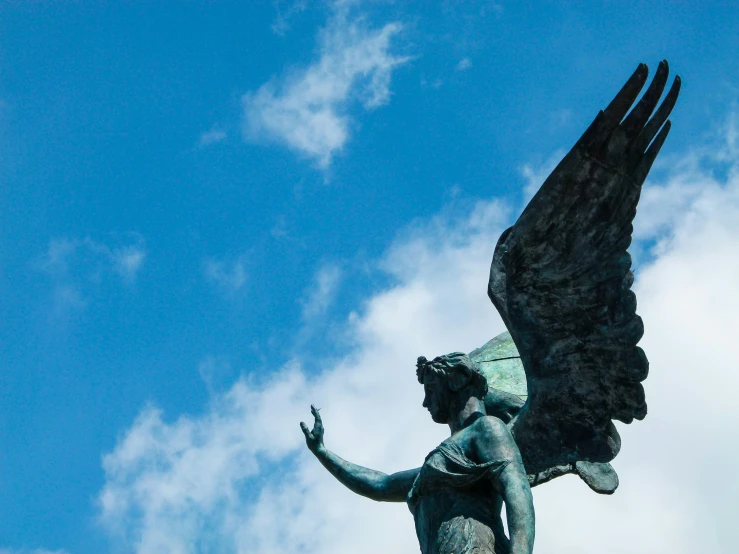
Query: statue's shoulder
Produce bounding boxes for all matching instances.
[465,416,519,465]
[469,414,509,438]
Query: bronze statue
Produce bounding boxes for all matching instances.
[301,60,681,554]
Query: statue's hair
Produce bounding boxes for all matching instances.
[416,352,488,399]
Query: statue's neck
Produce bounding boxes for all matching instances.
[448,396,486,434]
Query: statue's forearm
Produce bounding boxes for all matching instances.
[312,448,416,502]
[314,448,387,500]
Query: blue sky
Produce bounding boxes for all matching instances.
[1,2,739,553]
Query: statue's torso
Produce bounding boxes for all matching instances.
[407,431,510,554]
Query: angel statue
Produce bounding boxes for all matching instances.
[300,60,681,554]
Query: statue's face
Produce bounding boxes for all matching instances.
[422,373,451,424]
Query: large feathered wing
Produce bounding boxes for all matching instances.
[487,61,681,480]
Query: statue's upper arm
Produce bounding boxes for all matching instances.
[381,467,421,502]
[473,416,523,465]
[474,417,531,503]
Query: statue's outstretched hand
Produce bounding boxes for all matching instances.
[300,404,325,455]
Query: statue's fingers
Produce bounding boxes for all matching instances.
[310,405,324,436]
[299,421,313,440]
[313,418,324,437]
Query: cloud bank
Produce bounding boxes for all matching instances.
[99,118,739,553]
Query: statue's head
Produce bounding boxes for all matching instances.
[416,352,489,424]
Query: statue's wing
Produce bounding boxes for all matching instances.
[487,61,680,476]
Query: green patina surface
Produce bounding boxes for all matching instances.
[469,332,528,401]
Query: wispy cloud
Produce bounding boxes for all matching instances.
[38,235,146,314]
[112,244,147,283]
[198,355,237,394]
[549,108,572,128]
[243,8,410,168]
[270,215,289,240]
[456,57,472,71]
[98,117,739,553]
[486,1,504,15]
[203,255,248,293]
[197,128,228,147]
[271,0,308,37]
[40,237,146,282]
[301,263,343,321]
[40,238,78,275]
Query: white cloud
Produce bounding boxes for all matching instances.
[549,108,572,128]
[301,263,343,320]
[99,118,739,553]
[198,356,236,393]
[112,244,147,283]
[41,238,78,275]
[197,128,228,147]
[51,283,86,314]
[242,8,410,168]
[40,237,146,282]
[38,236,146,314]
[203,255,248,293]
[270,215,289,239]
[271,0,308,37]
[456,57,472,71]
[486,1,504,15]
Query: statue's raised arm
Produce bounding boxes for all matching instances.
[300,405,420,502]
